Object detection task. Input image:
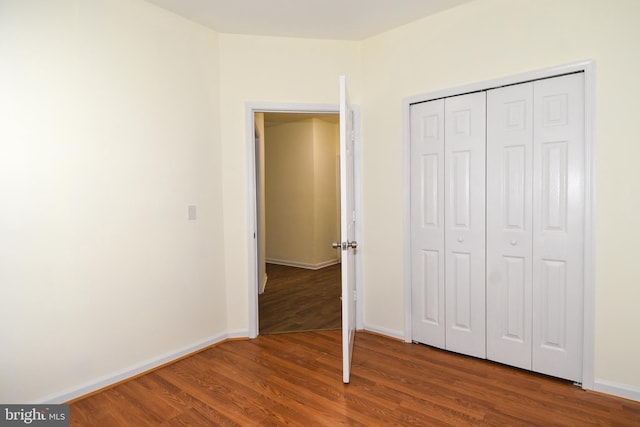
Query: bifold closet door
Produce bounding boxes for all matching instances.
[486,82,534,370]
[444,92,486,359]
[412,73,584,382]
[532,74,584,382]
[487,73,585,382]
[410,92,486,358]
[410,99,445,348]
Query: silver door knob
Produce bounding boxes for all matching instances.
[332,241,358,250]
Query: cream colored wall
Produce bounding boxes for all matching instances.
[312,118,341,264]
[0,0,226,403]
[264,118,339,267]
[360,0,640,390]
[218,34,361,332]
[265,119,316,264]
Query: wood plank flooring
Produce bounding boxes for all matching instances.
[259,263,341,334]
[70,331,640,426]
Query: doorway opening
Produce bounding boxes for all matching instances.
[255,111,342,335]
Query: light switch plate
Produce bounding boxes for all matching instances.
[188,205,197,221]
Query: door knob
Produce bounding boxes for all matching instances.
[332,241,358,250]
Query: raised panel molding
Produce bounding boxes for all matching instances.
[422,250,440,324]
[422,114,439,141]
[540,259,567,350]
[542,141,568,232]
[505,100,527,130]
[504,256,526,341]
[422,154,439,227]
[452,151,471,228]
[453,109,471,136]
[504,146,526,230]
[543,94,568,127]
[452,252,471,331]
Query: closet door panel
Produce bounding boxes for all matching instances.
[486,83,534,370]
[532,74,584,382]
[410,99,445,348]
[444,92,486,358]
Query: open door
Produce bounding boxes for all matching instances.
[337,76,357,383]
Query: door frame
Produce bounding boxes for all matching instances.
[245,102,363,339]
[402,60,596,390]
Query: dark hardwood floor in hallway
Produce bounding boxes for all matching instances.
[259,263,341,334]
[70,331,640,426]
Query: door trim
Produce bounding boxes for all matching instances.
[245,102,363,339]
[402,60,596,390]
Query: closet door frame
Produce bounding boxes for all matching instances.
[402,60,596,390]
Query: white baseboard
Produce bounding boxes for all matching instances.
[593,379,640,402]
[37,331,243,404]
[362,324,405,341]
[266,258,339,270]
[226,329,250,339]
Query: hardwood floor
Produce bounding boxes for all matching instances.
[259,263,341,334]
[70,331,640,426]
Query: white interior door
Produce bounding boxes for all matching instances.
[532,73,584,382]
[339,76,357,384]
[410,99,446,348]
[444,92,486,359]
[486,82,534,370]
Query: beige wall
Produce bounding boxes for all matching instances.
[359,0,640,390]
[312,118,341,265]
[0,0,226,403]
[265,119,315,264]
[264,118,339,268]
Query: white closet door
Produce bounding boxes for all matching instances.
[532,73,584,382]
[486,83,534,370]
[444,92,486,358]
[410,99,445,348]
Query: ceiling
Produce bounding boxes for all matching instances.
[144,0,475,40]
